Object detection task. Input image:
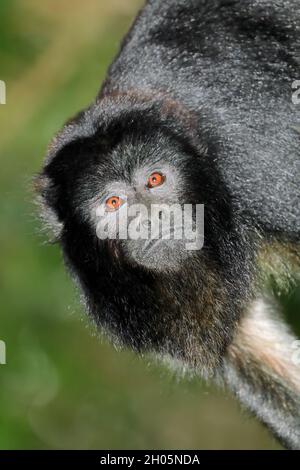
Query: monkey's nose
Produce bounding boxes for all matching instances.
[142,219,152,229]
[141,211,164,228]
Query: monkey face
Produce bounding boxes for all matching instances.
[82,141,204,273]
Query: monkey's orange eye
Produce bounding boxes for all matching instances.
[105,196,124,211]
[147,172,165,189]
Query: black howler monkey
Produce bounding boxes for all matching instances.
[36,0,300,449]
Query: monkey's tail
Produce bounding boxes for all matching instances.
[219,297,300,449]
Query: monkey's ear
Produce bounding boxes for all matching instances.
[33,172,63,243]
[33,104,99,243]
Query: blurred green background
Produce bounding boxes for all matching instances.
[0,0,299,450]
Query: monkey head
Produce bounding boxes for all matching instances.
[36,94,253,376]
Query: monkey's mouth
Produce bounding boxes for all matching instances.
[122,237,194,273]
[143,235,169,254]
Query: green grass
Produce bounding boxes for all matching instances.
[0,0,298,450]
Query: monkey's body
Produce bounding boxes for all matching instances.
[37,0,300,449]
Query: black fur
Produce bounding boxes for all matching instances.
[37,0,300,449]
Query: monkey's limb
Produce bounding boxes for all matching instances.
[219,298,300,449]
